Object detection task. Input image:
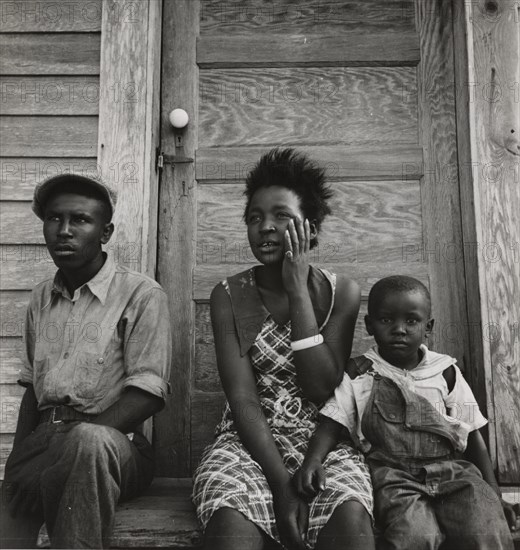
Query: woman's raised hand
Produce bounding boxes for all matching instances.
[282,217,311,296]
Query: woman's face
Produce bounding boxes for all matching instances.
[246,185,305,265]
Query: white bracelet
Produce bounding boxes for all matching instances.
[290,334,324,351]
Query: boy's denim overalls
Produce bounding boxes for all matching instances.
[361,374,513,550]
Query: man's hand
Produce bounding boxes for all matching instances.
[273,480,309,550]
[293,457,326,501]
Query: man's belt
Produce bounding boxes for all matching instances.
[39,406,96,424]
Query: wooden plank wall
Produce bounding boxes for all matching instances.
[464,0,520,482]
[187,0,436,473]
[0,0,103,477]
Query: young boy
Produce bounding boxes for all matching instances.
[294,275,517,549]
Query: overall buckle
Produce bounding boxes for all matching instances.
[49,407,64,424]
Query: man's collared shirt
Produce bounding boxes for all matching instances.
[19,254,172,415]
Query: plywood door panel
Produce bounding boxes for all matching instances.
[158,0,470,476]
[196,145,423,181]
[199,68,417,146]
[200,0,415,34]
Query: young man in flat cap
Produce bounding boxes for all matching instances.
[0,174,172,548]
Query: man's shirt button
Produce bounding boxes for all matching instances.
[97,357,104,364]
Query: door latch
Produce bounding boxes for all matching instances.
[156,147,194,171]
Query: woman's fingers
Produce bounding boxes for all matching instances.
[294,216,305,255]
[284,229,293,261]
[313,466,326,492]
[304,219,311,253]
[297,500,309,543]
[288,218,300,256]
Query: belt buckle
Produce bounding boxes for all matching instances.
[50,407,63,424]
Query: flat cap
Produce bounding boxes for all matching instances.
[32,173,117,221]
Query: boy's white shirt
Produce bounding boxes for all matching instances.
[320,344,488,453]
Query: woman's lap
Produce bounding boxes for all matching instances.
[192,434,373,548]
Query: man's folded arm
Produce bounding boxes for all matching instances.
[93,386,164,434]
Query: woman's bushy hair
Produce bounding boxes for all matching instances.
[243,148,333,248]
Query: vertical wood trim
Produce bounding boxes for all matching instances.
[450,0,488,431]
[142,0,162,276]
[97,0,161,276]
[415,0,471,363]
[465,0,520,482]
[155,0,199,477]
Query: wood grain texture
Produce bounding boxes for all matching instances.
[0,245,55,289]
[0,434,14,479]
[0,116,98,157]
[196,145,423,181]
[467,0,520,482]
[199,67,417,146]
[197,181,422,264]
[0,338,24,385]
[0,158,98,200]
[200,0,415,34]
[193,262,430,302]
[0,0,102,32]
[197,31,420,68]
[110,478,202,548]
[0,34,100,75]
[415,2,470,366]
[0,76,100,115]
[155,0,199,477]
[0,202,43,244]
[97,0,162,274]
[450,0,487,417]
[0,291,31,337]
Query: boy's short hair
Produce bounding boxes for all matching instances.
[243,148,333,249]
[32,173,117,222]
[368,275,431,316]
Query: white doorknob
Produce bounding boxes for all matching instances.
[169,108,189,129]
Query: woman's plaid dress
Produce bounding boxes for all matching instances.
[192,267,373,548]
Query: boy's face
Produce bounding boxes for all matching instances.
[43,192,113,274]
[365,290,433,370]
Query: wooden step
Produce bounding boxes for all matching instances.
[35,480,520,549]
[36,478,202,549]
[111,478,201,548]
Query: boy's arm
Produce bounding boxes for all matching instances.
[293,416,344,499]
[465,429,519,530]
[464,429,499,494]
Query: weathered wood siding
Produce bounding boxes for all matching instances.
[0,0,103,477]
[0,0,162,478]
[462,0,520,482]
[156,0,476,476]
